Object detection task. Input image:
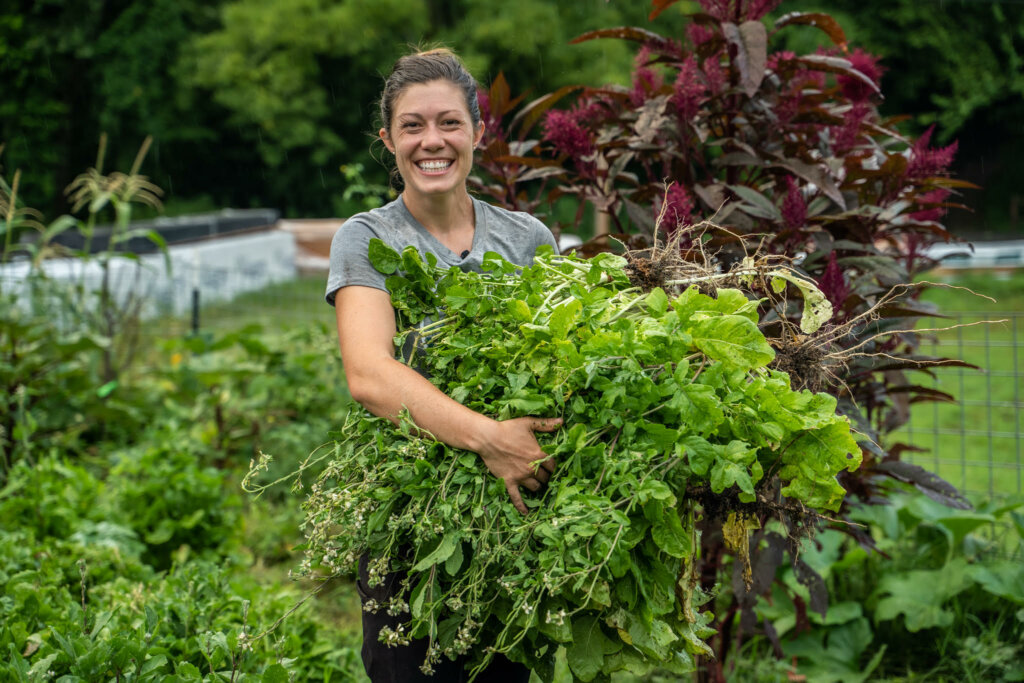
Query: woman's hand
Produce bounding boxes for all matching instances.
[475,417,562,514]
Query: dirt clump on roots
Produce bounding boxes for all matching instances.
[770,336,831,393]
[624,253,669,292]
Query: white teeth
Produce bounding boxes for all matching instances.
[418,160,451,171]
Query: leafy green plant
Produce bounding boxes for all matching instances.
[0,451,366,682]
[105,436,244,570]
[253,241,864,681]
[753,489,1024,681]
[146,323,348,473]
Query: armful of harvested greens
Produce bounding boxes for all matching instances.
[284,240,862,681]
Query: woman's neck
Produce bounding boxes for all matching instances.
[402,189,475,239]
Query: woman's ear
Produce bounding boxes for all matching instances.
[473,122,486,149]
[379,127,394,154]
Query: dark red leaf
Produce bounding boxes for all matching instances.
[793,559,828,618]
[649,0,684,21]
[924,177,982,190]
[875,303,948,319]
[509,85,584,138]
[870,356,979,373]
[795,55,881,95]
[771,156,845,210]
[887,384,957,404]
[489,72,512,117]
[723,21,768,98]
[875,460,972,510]
[774,12,848,47]
[570,26,676,53]
[491,155,558,169]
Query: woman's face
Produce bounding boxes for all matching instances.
[380,79,484,202]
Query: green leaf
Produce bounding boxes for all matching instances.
[567,615,619,682]
[689,315,775,369]
[768,270,833,333]
[412,533,460,572]
[651,512,691,558]
[549,298,582,340]
[874,558,972,631]
[261,664,289,683]
[368,238,401,274]
[644,287,668,317]
[968,561,1024,605]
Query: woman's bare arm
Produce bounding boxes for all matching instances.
[335,285,559,513]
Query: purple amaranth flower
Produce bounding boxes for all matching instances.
[766,51,796,73]
[907,188,952,223]
[817,251,849,313]
[543,109,595,160]
[837,48,885,102]
[630,46,664,107]
[907,126,958,179]
[687,23,715,47]
[781,176,807,229]
[832,103,870,155]
[670,56,706,121]
[703,55,727,96]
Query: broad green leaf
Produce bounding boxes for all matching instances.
[567,615,619,682]
[644,287,668,317]
[262,664,289,683]
[968,561,1024,605]
[689,315,775,369]
[368,238,401,274]
[652,512,691,558]
[550,298,582,340]
[874,558,972,631]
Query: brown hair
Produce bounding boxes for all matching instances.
[379,47,481,136]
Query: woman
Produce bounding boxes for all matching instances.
[326,48,560,682]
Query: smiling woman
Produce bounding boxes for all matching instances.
[324,48,559,682]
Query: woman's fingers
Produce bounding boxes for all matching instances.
[505,482,527,515]
[520,477,542,493]
[531,417,563,433]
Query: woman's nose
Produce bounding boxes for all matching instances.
[421,124,444,149]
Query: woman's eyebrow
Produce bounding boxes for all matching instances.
[398,110,463,119]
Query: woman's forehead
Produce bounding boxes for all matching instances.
[393,80,469,118]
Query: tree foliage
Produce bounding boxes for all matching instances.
[1,0,1019,221]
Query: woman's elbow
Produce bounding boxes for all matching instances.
[345,372,376,408]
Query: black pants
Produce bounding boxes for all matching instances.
[357,555,531,683]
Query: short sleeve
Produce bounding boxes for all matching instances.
[325,218,388,305]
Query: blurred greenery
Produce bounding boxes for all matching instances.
[3,0,1019,233]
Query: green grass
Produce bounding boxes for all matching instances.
[892,270,1024,497]
[150,274,333,340]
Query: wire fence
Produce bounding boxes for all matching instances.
[898,311,1023,498]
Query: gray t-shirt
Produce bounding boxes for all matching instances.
[325,195,557,305]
